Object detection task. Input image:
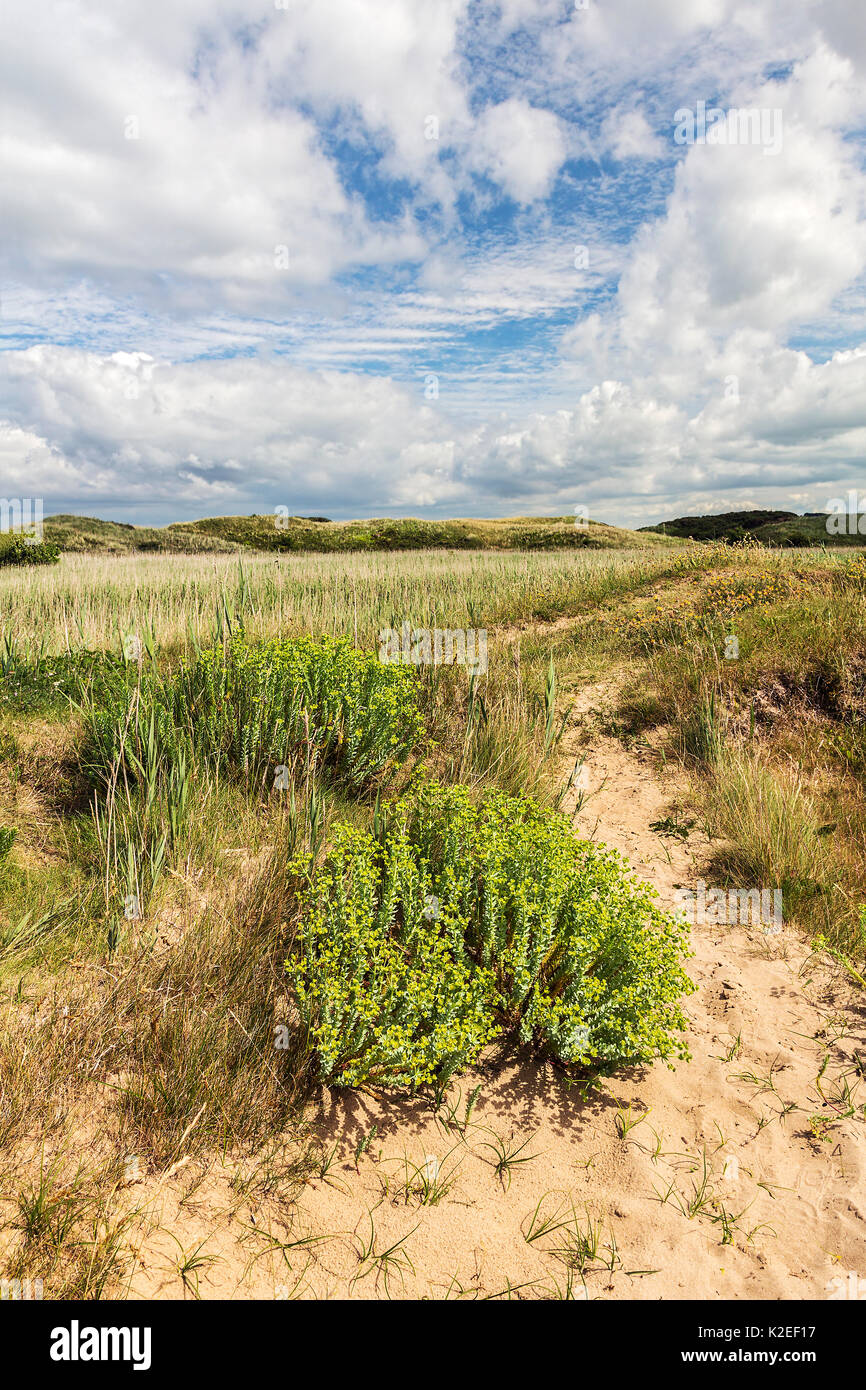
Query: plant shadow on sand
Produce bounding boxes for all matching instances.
[308,1046,650,1155]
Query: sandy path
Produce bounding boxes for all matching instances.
[128,680,866,1301]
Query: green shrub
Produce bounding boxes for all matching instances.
[172,635,424,790]
[287,783,693,1089]
[84,635,425,795]
[0,536,60,567]
[286,822,498,1088]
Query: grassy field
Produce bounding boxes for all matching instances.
[0,539,863,1298]
[0,545,697,655]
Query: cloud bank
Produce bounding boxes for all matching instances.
[1,0,864,524]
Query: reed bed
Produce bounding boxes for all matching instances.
[1,547,708,656]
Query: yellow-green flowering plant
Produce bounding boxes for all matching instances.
[173,635,424,789]
[286,822,499,1089]
[404,782,694,1070]
[286,782,694,1090]
[87,635,425,795]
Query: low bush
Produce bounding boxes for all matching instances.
[85,635,425,794]
[0,535,60,566]
[172,635,424,789]
[286,820,499,1089]
[287,782,693,1090]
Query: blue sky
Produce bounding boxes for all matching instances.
[1,0,865,526]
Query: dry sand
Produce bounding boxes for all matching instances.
[127,681,866,1300]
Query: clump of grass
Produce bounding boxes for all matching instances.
[350,1213,418,1296]
[700,748,851,941]
[479,1130,540,1190]
[5,1153,139,1299]
[110,839,314,1164]
[383,1146,464,1205]
[523,1193,622,1275]
[426,660,561,806]
[0,820,316,1171]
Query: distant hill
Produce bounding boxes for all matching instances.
[169,513,685,552]
[43,515,236,554]
[640,510,865,547]
[43,513,686,554]
[639,510,797,541]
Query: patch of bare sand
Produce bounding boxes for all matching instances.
[126,680,866,1300]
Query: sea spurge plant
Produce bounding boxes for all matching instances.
[172,635,423,790]
[84,635,424,795]
[286,823,498,1089]
[404,783,694,1069]
[287,783,694,1090]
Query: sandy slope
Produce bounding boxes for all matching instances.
[128,682,866,1300]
